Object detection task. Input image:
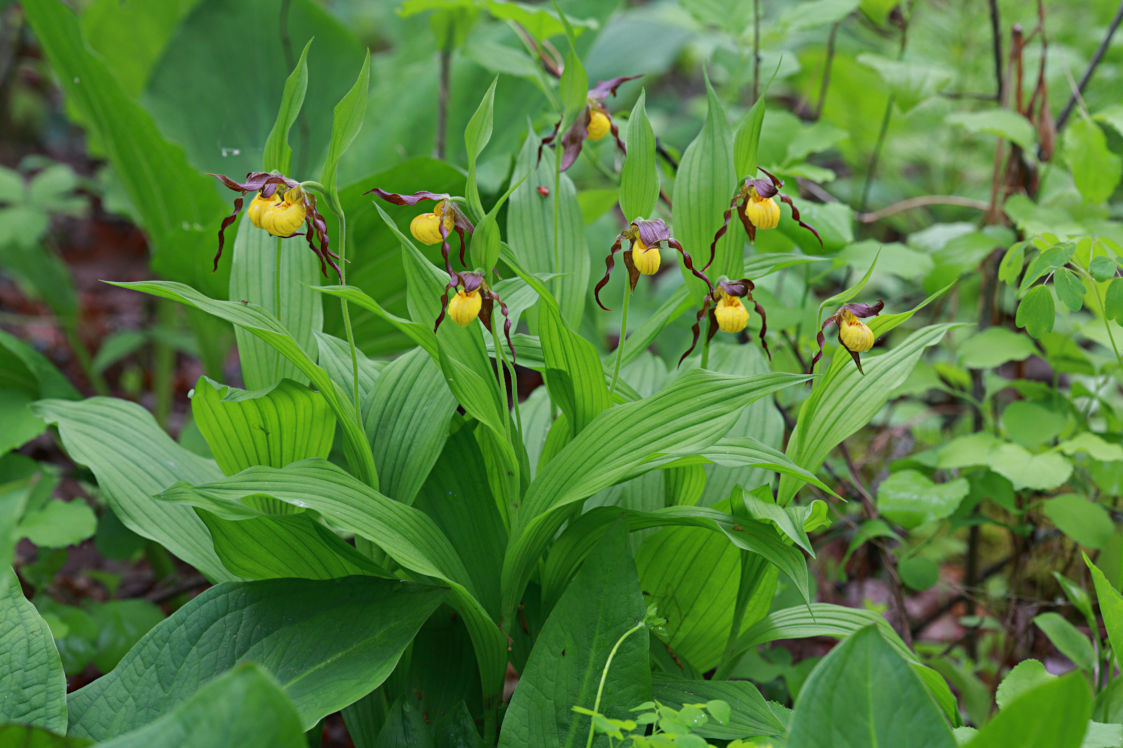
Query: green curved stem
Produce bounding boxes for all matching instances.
[584,619,646,748]
[610,284,631,396]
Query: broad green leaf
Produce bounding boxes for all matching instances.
[1058,433,1123,462]
[507,131,589,327]
[0,725,90,747]
[857,54,952,113]
[1087,553,1123,672]
[691,435,839,500]
[650,676,784,739]
[464,77,498,215]
[735,603,907,657]
[681,0,753,32]
[97,664,305,748]
[1055,268,1085,312]
[191,377,335,475]
[503,370,809,614]
[1064,118,1122,204]
[999,241,1026,285]
[263,39,312,175]
[17,499,97,548]
[539,505,809,617]
[67,576,445,740]
[110,280,376,485]
[1015,285,1057,335]
[877,470,969,529]
[481,0,595,39]
[0,481,31,591]
[637,523,750,671]
[229,196,324,390]
[988,443,1072,491]
[1090,255,1118,283]
[157,458,508,710]
[558,51,588,127]
[1105,279,1123,322]
[499,525,649,748]
[780,322,959,504]
[776,0,859,31]
[1033,613,1095,672]
[538,296,611,438]
[619,90,659,221]
[786,626,956,748]
[22,0,228,297]
[965,674,1089,748]
[314,332,384,405]
[0,568,67,732]
[32,398,231,581]
[1044,494,1113,550]
[957,327,1038,368]
[321,52,371,195]
[996,659,1053,710]
[363,348,457,504]
[673,76,738,290]
[899,556,939,591]
[733,80,769,179]
[947,109,1035,150]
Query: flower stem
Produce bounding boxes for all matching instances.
[584,620,646,748]
[609,284,631,396]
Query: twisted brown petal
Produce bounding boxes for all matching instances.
[808,315,838,376]
[669,239,714,294]
[365,188,452,206]
[593,235,626,311]
[678,295,714,366]
[434,274,459,332]
[213,195,244,271]
[778,194,823,248]
[844,300,885,318]
[707,192,742,270]
[589,74,641,100]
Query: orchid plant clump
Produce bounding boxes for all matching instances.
[21,3,1113,748]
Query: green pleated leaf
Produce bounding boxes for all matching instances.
[157,458,507,712]
[0,725,90,747]
[363,348,457,505]
[786,626,957,748]
[67,576,444,741]
[538,296,611,438]
[499,524,649,748]
[619,90,659,221]
[200,511,387,581]
[503,369,809,615]
[673,75,738,292]
[191,377,335,475]
[1086,553,1123,672]
[229,213,323,390]
[965,673,1090,748]
[32,398,231,581]
[110,280,376,485]
[689,435,838,500]
[779,322,959,504]
[540,505,808,614]
[507,131,589,327]
[651,675,785,739]
[97,664,306,748]
[314,331,384,405]
[320,52,371,195]
[0,568,67,732]
[21,0,228,297]
[263,38,312,175]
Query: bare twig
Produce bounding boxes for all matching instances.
[1055,0,1123,134]
[857,195,989,223]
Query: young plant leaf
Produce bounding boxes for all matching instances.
[320,51,371,195]
[619,90,659,221]
[1015,285,1055,337]
[464,77,498,215]
[263,38,313,175]
[0,568,67,733]
[964,673,1090,748]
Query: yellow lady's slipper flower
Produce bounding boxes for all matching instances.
[679,278,770,365]
[435,271,515,362]
[810,301,884,375]
[247,191,281,228]
[367,188,474,277]
[540,75,640,171]
[259,187,307,237]
[210,171,340,280]
[706,166,822,270]
[744,192,780,230]
[714,294,749,333]
[631,236,660,276]
[594,219,709,311]
[587,110,612,141]
[448,289,483,327]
